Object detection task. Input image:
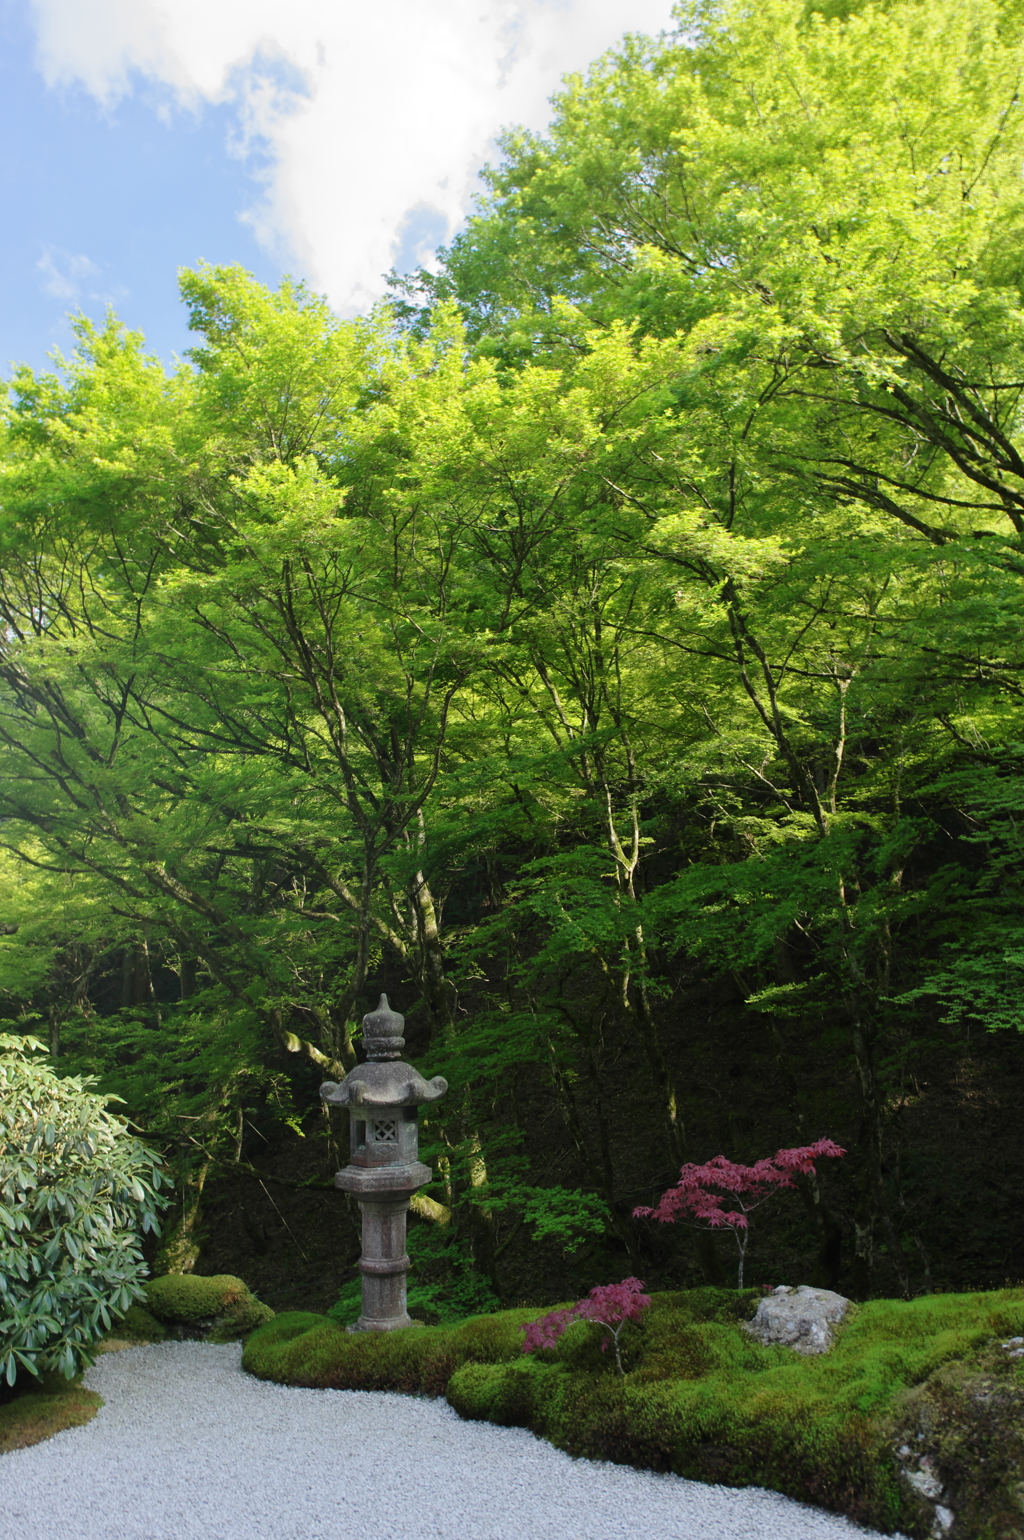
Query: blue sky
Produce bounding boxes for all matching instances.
[0,1,279,372]
[1,0,676,378]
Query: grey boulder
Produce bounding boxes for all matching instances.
[744,1284,851,1355]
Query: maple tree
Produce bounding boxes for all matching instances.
[521,1276,651,1374]
[635,1143,846,1288]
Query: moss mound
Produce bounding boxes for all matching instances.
[145,1273,274,1341]
[244,1286,1024,1538]
[889,1334,1024,1540]
[244,1307,540,1397]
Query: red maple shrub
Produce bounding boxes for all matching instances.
[521,1277,652,1374]
[634,1141,846,1287]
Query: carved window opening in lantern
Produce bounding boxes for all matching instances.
[373,1119,397,1144]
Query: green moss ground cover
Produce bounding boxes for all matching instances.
[0,1369,104,1454]
[243,1287,1024,1538]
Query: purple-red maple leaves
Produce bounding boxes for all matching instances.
[633,1140,846,1287]
[521,1276,651,1374]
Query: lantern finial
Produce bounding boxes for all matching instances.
[361,993,405,1060]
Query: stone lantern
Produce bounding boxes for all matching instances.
[320,995,447,1332]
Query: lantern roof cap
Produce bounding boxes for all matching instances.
[320,1058,447,1109]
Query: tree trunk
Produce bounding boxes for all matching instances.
[847,1008,909,1299]
[408,869,453,1040]
[154,1153,211,1275]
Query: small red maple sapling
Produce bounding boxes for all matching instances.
[521,1277,652,1375]
[633,1140,846,1288]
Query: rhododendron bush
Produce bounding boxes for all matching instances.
[0,1034,168,1384]
[521,1277,651,1374]
[634,1141,846,1287]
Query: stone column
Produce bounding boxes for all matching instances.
[341,1177,422,1331]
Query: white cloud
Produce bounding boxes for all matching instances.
[36,248,102,301]
[29,0,677,313]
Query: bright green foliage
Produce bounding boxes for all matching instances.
[0,1034,168,1384]
[404,1225,501,1324]
[245,1286,1024,1534]
[387,0,1024,1297]
[143,1273,274,1340]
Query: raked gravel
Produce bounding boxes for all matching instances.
[0,1340,908,1540]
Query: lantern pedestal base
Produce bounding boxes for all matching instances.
[346,1314,423,1333]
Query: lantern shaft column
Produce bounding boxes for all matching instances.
[333,1160,432,1331]
[356,1197,410,1330]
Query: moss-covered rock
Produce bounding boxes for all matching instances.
[243,1285,1024,1539]
[145,1273,274,1341]
[888,1332,1024,1540]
